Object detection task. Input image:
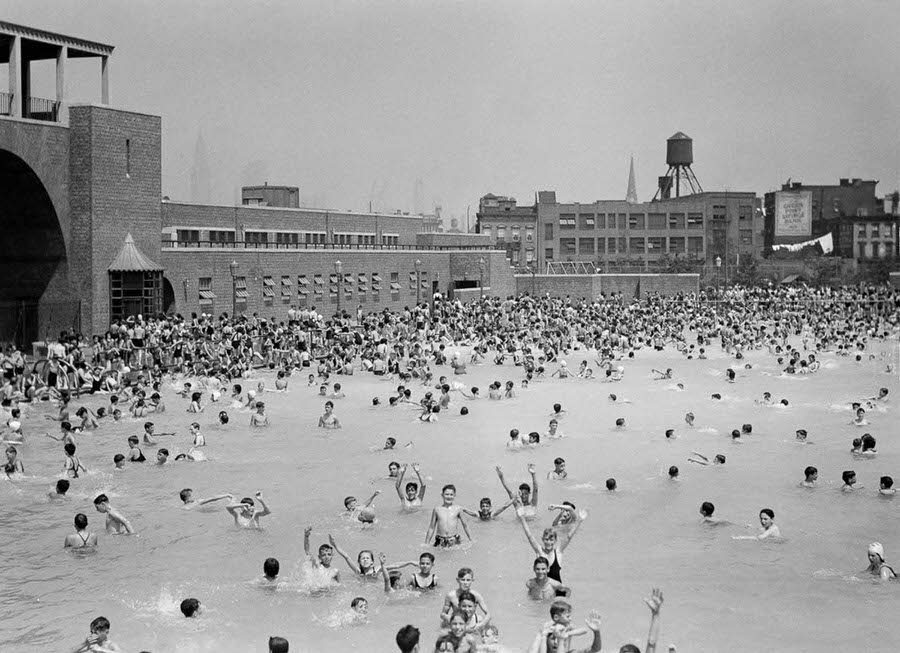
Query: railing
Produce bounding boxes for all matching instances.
[0,92,11,117]
[24,96,60,122]
[163,239,505,252]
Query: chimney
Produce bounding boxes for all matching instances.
[791,182,802,190]
[839,178,849,186]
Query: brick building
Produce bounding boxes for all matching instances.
[241,183,300,208]
[763,179,897,259]
[477,189,762,272]
[0,22,508,348]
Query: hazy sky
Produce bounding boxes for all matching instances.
[7,0,899,226]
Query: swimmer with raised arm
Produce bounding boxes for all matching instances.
[462,496,515,521]
[515,497,585,591]
[395,463,426,508]
[497,463,538,518]
[225,492,272,529]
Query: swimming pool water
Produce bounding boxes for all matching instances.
[1,340,898,652]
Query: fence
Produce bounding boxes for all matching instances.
[163,240,503,252]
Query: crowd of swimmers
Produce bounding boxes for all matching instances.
[1,281,897,652]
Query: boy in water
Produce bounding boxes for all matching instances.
[425,484,471,547]
[344,490,380,523]
[441,567,490,623]
[72,616,121,652]
[463,497,514,521]
[225,492,272,528]
[880,476,896,496]
[496,464,538,519]
[263,557,280,583]
[303,525,340,583]
[801,466,818,487]
[50,479,70,500]
[92,494,134,535]
[526,556,570,599]
[180,488,232,509]
[395,464,427,508]
[250,402,270,427]
[548,458,567,481]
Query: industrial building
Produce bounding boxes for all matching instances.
[0,21,509,348]
[477,132,763,272]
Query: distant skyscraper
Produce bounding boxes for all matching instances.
[190,130,211,204]
[626,155,638,204]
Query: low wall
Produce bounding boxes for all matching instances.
[890,272,900,289]
[515,273,699,299]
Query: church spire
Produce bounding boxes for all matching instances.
[626,155,638,204]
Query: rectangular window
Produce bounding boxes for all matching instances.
[125,139,131,177]
[409,271,417,291]
[647,213,666,230]
[712,205,726,221]
[688,236,704,255]
[607,237,616,254]
[560,238,576,255]
[617,214,627,229]
[740,229,753,246]
[511,225,521,241]
[668,213,685,229]
[545,247,554,260]
[496,226,506,240]
[630,237,645,254]
[209,230,235,243]
[559,214,576,229]
[198,277,214,306]
[390,272,401,297]
[525,226,534,242]
[512,249,520,264]
[482,225,492,239]
[281,275,292,301]
[262,275,275,303]
[596,213,606,229]
[712,229,726,252]
[343,273,353,298]
[313,274,324,296]
[596,238,606,253]
[628,214,645,229]
[739,205,752,221]
[525,248,535,263]
[371,273,382,294]
[871,225,880,239]
[578,237,595,254]
[579,214,595,229]
[545,223,554,240]
[648,236,665,252]
[687,213,704,229]
[276,232,299,246]
[669,237,685,254]
[245,231,268,244]
[176,229,199,244]
[618,237,627,253]
[329,273,338,296]
[234,277,249,304]
[297,275,310,296]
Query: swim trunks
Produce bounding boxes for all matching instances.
[434,534,462,548]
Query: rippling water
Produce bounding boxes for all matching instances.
[1,341,898,653]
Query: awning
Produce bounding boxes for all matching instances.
[298,286,310,295]
[235,289,250,299]
[199,290,216,300]
[263,287,275,297]
[263,277,276,287]
[372,274,382,282]
[281,277,292,286]
[298,277,309,285]
[108,233,163,272]
[390,282,402,291]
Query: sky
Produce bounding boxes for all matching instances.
[6,0,899,227]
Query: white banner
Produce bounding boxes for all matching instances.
[775,190,812,237]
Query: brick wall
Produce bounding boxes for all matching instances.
[70,106,163,334]
[416,233,492,247]
[516,274,698,299]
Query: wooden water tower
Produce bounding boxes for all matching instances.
[652,131,703,200]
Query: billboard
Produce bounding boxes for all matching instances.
[774,190,812,237]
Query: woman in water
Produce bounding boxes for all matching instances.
[865,542,897,581]
[4,445,24,476]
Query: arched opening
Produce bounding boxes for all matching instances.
[162,278,176,315]
[0,149,68,349]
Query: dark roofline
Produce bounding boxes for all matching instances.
[0,21,114,57]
